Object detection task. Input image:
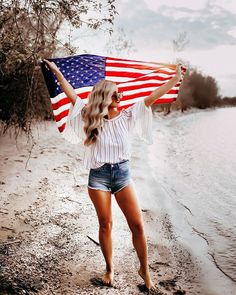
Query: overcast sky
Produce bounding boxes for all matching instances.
[59,0,236,97]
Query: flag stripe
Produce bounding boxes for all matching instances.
[106,56,176,69]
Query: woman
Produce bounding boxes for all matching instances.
[43,58,183,291]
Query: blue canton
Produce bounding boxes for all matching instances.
[41,54,106,98]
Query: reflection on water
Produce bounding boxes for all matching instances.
[149,107,236,281]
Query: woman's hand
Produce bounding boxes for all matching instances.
[144,63,185,107]
[43,59,61,74]
[42,58,78,105]
[175,63,184,81]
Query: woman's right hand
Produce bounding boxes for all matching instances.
[43,59,60,74]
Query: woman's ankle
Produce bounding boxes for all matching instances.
[139,265,149,274]
[106,265,114,272]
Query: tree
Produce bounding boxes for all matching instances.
[104,27,135,56]
[0,0,117,135]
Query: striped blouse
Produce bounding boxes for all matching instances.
[62,98,153,169]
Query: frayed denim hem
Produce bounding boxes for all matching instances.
[87,185,111,193]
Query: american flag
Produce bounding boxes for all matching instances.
[41,54,185,134]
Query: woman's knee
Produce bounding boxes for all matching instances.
[130,221,145,236]
[99,218,113,233]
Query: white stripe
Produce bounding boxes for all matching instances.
[51,92,66,104]
[53,102,71,116]
[118,79,176,88]
[105,76,134,82]
[77,86,93,95]
[123,87,158,96]
[160,93,178,99]
[106,58,173,69]
[56,115,67,128]
[106,66,154,74]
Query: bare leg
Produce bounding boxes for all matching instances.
[114,183,156,291]
[88,188,114,285]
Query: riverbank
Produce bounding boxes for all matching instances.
[0,119,220,294]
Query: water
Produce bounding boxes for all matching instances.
[146,107,236,291]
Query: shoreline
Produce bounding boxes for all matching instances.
[0,121,224,294]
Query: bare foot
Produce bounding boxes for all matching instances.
[100,270,114,286]
[138,267,157,291]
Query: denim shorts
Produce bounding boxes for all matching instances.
[88,159,132,194]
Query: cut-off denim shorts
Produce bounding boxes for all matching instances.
[88,159,132,194]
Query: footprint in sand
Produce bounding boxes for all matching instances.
[137,284,165,294]
[158,277,186,294]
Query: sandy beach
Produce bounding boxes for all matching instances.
[0,117,231,295]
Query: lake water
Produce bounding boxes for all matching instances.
[143,107,236,294]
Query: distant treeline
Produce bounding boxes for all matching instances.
[152,69,236,113]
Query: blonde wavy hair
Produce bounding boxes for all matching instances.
[82,80,117,146]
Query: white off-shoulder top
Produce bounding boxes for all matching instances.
[62,98,153,169]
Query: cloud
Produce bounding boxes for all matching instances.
[115,0,236,50]
[143,0,236,14]
[143,0,208,11]
[58,0,236,96]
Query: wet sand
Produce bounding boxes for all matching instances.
[0,121,214,294]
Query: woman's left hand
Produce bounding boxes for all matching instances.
[176,63,184,80]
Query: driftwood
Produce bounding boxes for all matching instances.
[87,235,100,246]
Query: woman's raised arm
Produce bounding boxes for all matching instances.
[43,59,77,105]
[144,63,184,107]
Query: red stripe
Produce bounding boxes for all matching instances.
[118,97,176,110]
[121,89,179,101]
[78,91,90,99]
[51,97,71,110]
[54,109,69,122]
[106,71,146,79]
[59,122,66,133]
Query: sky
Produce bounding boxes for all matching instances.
[59,0,236,97]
